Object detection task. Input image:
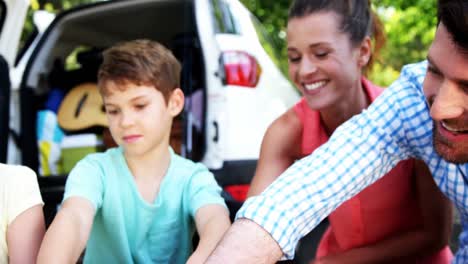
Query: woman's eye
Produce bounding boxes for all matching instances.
[288,56,301,63]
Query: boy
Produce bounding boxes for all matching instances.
[1,163,45,263]
[38,40,230,263]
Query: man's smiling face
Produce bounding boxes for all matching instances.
[423,23,468,163]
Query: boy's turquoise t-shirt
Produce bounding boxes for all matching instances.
[63,147,226,263]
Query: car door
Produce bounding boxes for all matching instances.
[0,0,29,162]
[194,0,226,170]
[0,0,29,67]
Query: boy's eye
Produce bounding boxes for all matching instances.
[106,108,119,115]
[135,104,146,110]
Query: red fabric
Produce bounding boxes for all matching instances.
[293,78,453,263]
[225,184,250,202]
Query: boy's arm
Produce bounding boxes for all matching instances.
[7,204,45,264]
[187,204,230,264]
[37,197,95,264]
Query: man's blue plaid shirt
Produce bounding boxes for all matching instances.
[237,61,468,263]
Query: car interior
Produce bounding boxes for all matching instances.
[18,0,208,225]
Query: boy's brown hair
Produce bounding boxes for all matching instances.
[98,39,181,103]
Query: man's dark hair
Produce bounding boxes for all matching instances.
[437,0,468,52]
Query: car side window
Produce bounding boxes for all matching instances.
[210,0,239,34]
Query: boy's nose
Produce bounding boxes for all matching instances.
[429,80,465,121]
[120,111,135,127]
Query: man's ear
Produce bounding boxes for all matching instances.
[358,37,372,67]
[168,88,185,116]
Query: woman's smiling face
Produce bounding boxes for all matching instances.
[287,11,367,111]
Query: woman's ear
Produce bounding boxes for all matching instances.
[168,88,185,116]
[358,37,372,67]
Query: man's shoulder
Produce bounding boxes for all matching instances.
[399,61,427,85]
[381,61,428,104]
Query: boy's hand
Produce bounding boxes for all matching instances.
[37,197,95,264]
[190,204,231,262]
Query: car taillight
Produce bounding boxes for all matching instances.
[221,51,261,88]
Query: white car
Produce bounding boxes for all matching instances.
[0,0,299,221]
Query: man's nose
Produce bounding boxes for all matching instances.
[430,80,465,121]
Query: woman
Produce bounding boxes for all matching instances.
[247,0,453,263]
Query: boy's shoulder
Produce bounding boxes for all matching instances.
[78,147,121,166]
[169,153,215,185]
[67,147,123,182]
[170,152,211,179]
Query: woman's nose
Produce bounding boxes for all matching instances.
[299,57,318,77]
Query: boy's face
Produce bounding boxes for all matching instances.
[423,23,468,163]
[102,81,184,157]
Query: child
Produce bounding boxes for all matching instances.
[1,163,45,263]
[38,40,230,263]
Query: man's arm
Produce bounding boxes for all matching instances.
[205,219,283,264]
[187,204,231,263]
[37,197,95,264]
[7,204,45,264]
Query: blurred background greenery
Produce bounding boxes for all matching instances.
[23,0,437,87]
[239,0,436,86]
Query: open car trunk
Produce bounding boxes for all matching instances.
[18,0,207,224]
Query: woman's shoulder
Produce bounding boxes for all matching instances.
[270,107,303,135]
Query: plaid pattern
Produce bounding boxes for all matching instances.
[237,61,468,263]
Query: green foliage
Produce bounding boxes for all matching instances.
[20,0,98,52]
[375,0,437,72]
[240,0,290,73]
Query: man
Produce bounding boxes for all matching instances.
[206,0,468,263]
